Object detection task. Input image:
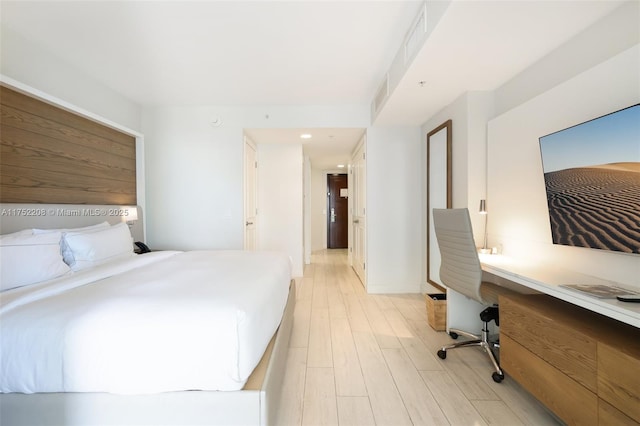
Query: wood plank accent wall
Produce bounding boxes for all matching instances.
[0,86,136,205]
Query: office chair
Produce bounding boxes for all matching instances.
[432,208,509,383]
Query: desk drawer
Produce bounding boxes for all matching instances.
[599,399,640,426]
[501,334,598,425]
[598,342,640,424]
[499,295,597,392]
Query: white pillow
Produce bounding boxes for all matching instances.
[63,222,134,271]
[0,232,71,291]
[33,221,110,235]
[0,229,33,238]
[33,222,111,265]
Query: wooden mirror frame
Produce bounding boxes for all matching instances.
[426,120,452,291]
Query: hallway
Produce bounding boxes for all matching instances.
[275,249,559,425]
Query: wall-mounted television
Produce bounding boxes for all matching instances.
[538,104,640,255]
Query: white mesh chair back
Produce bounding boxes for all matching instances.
[432,208,483,303]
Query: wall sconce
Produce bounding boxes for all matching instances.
[479,199,487,215]
[123,206,138,228]
[479,199,490,254]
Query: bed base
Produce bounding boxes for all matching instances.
[0,280,296,426]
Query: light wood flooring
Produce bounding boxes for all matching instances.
[275,249,561,426]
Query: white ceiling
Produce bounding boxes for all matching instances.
[0,0,625,170]
[376,0,626,125]
[245,127,366,170]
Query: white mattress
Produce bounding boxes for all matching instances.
[0,250,291,395]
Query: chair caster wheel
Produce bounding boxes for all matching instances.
[437,349,447,359]
[492,372,504,383]
[449,332,459,340]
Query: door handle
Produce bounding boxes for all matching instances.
[353,219,359,224]
[330,208,336,223]
[246,221,254,226]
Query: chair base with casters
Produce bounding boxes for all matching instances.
[436,306,504,383]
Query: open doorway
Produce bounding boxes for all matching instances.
[327,173,348,248]
[243,127,365,262]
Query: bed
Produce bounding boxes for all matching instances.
[0,206,295,425]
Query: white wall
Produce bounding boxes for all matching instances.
[310,167,327,252]
[494,1,640,116]
[366,126,422,293]
[142,106,244,251]
[487,44,640,287]
[0,24,370,268]
[142,105,369,278]
[0,22,427,286]
[0,22,373,278]
[303,156,312,264]
[8,2,634,292]
[419,92,495,292]
[419,2,640,293]
[0,28,142,132]
[1,27,147,232]
[483,2,640,288]
[258,144,304,276]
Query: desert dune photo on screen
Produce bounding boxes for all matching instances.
[539,104,640,254]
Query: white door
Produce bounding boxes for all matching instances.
[244,137,257,250]
[351,136,366,286]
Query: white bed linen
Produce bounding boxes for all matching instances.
[0,250,291,395]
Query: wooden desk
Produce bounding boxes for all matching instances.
[476,256,640,425]
[479,254,640,328]
[500,293,640,425]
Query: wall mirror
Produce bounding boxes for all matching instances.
[427,120,452,291]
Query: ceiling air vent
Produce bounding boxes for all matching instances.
[373,73,389,113]
[404,3,427,65]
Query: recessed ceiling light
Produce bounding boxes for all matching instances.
[300,133,312,139]
[337,164,345,168]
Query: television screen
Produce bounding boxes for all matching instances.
[538,104,640,254]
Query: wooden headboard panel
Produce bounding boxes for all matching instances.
[0,85,136,204]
